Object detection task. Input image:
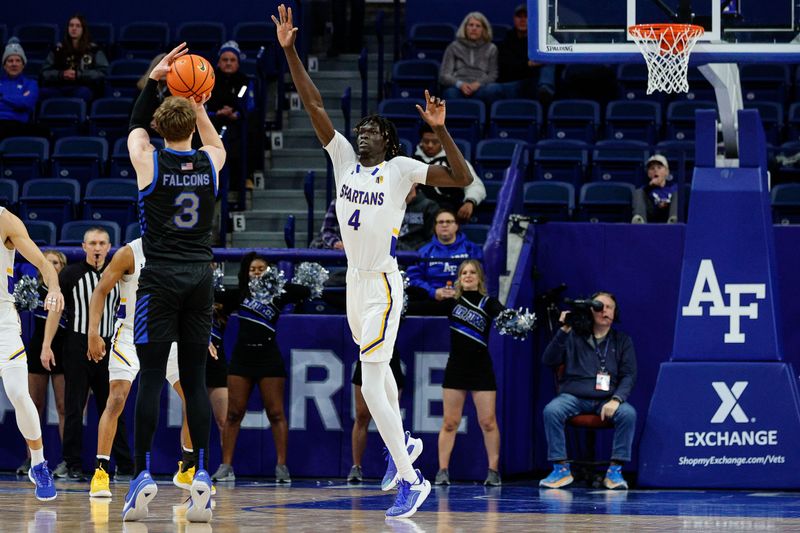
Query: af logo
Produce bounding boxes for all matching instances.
[681,259,765,343]
[711,381,749,423]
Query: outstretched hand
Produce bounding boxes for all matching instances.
[416,89,446,128]
[149,42,189,81]
[271,4,299,49]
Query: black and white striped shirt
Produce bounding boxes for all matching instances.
[59,260,119,337]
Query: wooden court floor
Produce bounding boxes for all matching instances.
[3,475,800,532]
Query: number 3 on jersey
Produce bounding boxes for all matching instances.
[174,192,199,228]
[348,209,361,231]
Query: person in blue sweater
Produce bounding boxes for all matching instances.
[0,39,46,141]
[406,209,484,316]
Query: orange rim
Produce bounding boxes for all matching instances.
[629,23,704,53]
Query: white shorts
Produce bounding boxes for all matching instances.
[109,323,179,386]
[346,268,403,363]
[0,303,27,377]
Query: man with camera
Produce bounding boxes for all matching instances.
[539,292,637,490]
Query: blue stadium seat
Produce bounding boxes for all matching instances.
[743,101,784,146]
[547,99,600,143]
[398,138,414,157]
[377,99,424,142]
[616,63,651,101]
[38,98,86,138]
[52,137,109,186]
[655,140,695,183]
[13,23,59,59]
[111,137,163,178]
[677,68,716,102]
[489,99,542,143]
[492,24,511,44]
[232,22,279,77]
[118,22,169,59]
[19,178,80,227]
[60,220,121,246]
[774,141,800,186]
[740,64,790,104]
[25,220,57,246]
[666,101,716,141]
[89,98,133,143]
[579,182,635,223]
[390,59,439,99]
[176,21,226,58]
[591,140,650,186]
[106,59,151,99]
[0,179,19,208]
[772,183,800,224]
[0,136,49,182]
[443,100,485,147]
[83,178,138,229]
[460,224,490,246]
[604,100,662,144]
[0,25,7,47]
[124,222,142,243]
[787,103,800,143]
[24,59,45,78]
[91,23,114,51]
[475,139,527,181]
[407,23,456,61]
[454,138,472,164]
[523,181,575,221]
[533,139,589,188]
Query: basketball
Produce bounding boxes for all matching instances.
[166,54,215,102]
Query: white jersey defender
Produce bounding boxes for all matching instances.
[109,238,178,384]
[325,132,429,362]
[0,208,26,371]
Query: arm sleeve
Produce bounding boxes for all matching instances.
[406,259,437,299]
[129,78,161,132]
[389,156,429,208]
[438,44,458,88]
[463,162,486,204]
[2,78,38,114]
[542,329,570,367]
[612,334,637,402]
[323,131,357,189]
[486,296,506,319]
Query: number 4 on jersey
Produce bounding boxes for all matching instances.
[348,209,361,231]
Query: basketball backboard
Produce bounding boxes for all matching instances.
[530,0,800,64]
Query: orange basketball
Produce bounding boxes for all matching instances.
[166,54,215,102]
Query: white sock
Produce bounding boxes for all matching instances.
[96,455,110,461]
[31,447,44,467]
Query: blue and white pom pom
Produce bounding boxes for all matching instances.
[14,275,40,311]
[495,308,536,340]
[399,270,410,317]
[212,265,226,292]
[248,266,287,305]
[291,262,329,299]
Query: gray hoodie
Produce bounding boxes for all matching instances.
[439,38,498,88]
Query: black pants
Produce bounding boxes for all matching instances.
[62,332,133,471]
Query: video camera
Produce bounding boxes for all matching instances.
[562,298,603,337]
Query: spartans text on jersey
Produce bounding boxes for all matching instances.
[339,184,384,206]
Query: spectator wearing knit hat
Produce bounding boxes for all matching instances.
[632,154,679,224]
[0,38,48,141]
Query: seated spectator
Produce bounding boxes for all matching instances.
[632,155,678,224]
[539,292,637,490]
[406,209,484,316]
[413,123,486,223]
[398,183,439,251]
[40,14,108,103]
[0,39,46,141]
[497,4,555,105]
[439,12,503,106]
[310,199,343,250]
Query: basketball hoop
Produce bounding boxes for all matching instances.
[629,23,705,94]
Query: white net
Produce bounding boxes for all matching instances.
[629,24,704,94]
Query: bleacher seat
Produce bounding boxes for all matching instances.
[25,60,45,78]
[772,183,800,224]
[604,100,662,144]
[443,100,485,147]
[12,23,59,59]
[60,220,121,246]
[407,23,456,61]
[89,98,133,142]
[52,137,109,186]
[591,140,650,186]
[83,178,138,229]
[678,68,716,102]
[232,22,279,77]
[666,100,716,141]
[533,139,590,187]
[489,99,542,143]
[492,24,511,44]
[740,64,790,104]
[455,138,472,164]
[460,224,490,246]
[398,138,414,157]
[390,59,440,99]
[0,136,49,181]
[743,101,784,145]
[0,179,19,208]
[547,99,600,143]
[0,25,7,47]
[579,182,635,222]
[124,222,142,243]
[774,141,800,186]
[787,103,800,143]
[474,139,526,181]
[111,137,164,178]
[616,63,651,101]
[19,178,80,227]
[91,23,114,52]
[655,140,695,183]
[523,181,575,221]
[176,21,226,58]
[25,220,57,246]
[377,99,424,142]
[106,59,151,99]
[118,22,169,59]
[38,98,86,138]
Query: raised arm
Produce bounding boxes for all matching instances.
[194,95,226,176]
[87,245,131,362]
[416,90,473,188]
[272,4,335,146]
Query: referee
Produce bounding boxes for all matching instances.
[41,227,133,480]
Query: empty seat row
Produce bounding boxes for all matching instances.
[26,219,139,247]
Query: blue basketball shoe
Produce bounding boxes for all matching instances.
[122,455,158,521]
[381,431,423,492]
[385,469,431,519]
[603,464,629,490]
[28,460,57,501]
[185,450,213,523]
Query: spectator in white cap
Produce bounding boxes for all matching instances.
[0,38,47,141]
[632,154,679,224]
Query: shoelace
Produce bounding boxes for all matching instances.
[393,480,410,507]
[35,462,54,487]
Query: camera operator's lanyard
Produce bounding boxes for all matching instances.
[594,335,611,392]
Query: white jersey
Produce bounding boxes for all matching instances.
[325,131,429,272]
[0,207,16,305]
[116,238,145,329]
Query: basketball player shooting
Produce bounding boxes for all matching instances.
[273,4,473,519]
